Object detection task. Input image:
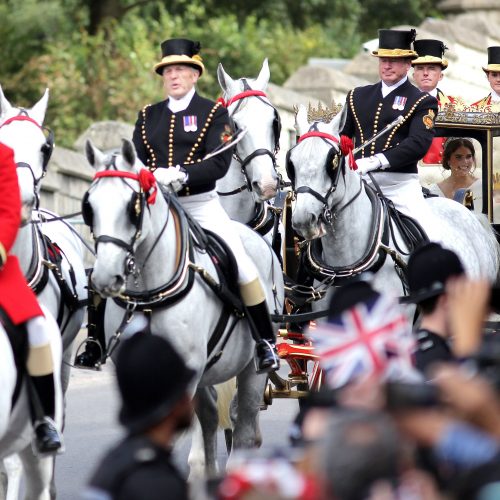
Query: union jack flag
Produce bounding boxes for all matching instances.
[309,295,416,389]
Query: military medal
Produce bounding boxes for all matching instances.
[392,96,407,111]
[183,115,197,132]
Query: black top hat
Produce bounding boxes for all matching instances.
[483,46,500,73]
[327,280,381,321]
[400,243,464,304]
[372,29,418,59]
[116,332,196,434]
[154,38,205,76]
[412,39,448,69]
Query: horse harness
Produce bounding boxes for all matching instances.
[0,112,54,209]
[22,217,84,333]
[217,80,282,196]
[283,126,428,306]
[83,164,253,369]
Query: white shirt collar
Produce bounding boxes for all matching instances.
[168,87,196,113]
[491,90,500,102]
[427,88,438,98]
[381,76,408,98]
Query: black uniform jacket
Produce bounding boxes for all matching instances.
[82,435,188,500]
[132,92,233,197]
[341,79,438,174]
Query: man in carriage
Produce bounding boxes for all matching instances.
[340,28,440,238]
[411,38,454,166]
[0,142,63,454]
[471,46,500,110]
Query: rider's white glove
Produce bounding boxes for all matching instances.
[356,156,382,175]
[154,166,187,193]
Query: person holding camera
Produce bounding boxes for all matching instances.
[401,243,466,375]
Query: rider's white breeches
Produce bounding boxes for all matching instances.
[366,172,441,241]
[178,190,259,284]
[26,315,54,376]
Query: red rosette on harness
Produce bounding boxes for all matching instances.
[340,135,357,171]
[138,168,157,204]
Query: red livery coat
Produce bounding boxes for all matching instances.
[0,142,43,324]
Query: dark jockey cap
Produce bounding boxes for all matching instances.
[327,280,381,322]
[483,46,500,73]
[154,38,205,76]
[372,29,418,59]
[412,39,449,69]
[401,243,464,304]
[116,332,196,434]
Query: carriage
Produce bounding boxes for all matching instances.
[264,104,500,406]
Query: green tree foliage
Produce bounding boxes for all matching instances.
[0,0,437,147]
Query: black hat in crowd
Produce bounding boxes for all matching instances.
[154,38,205,76]
[116,332,196,434]
[412,39,448,69]
[372,29,418,59]
[327,280,381,322]
[483,46,500,74]
[401,243,464,304]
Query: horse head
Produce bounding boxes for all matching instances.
[287,104,349,240]
[84,139,159,297]
[0,86,53,217]
[217,59,280,200]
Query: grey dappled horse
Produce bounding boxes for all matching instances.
[288,104,499,306]
[84,139,284,475]
[0,87,87,499]
[216,59,282,245]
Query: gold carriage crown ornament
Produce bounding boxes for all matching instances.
[293,101,343,123]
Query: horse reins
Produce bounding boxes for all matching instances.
[294,126,362,225]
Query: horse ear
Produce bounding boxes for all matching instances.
[29,88,49,125]
[121,139,136,168]
[254,58,270,90]
[217,62,233,93]
[0,85,12,118]
[329,105,347,136]
[85,140,105,169]
[295,105,309,136]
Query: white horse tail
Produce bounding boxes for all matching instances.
[216,378,237,430]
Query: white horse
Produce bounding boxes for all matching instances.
[0,86,87,393]
[216,59,282,248]
[84,138,284,475]
[287,105,499,304]
[0,87,87,499]
[0,307,64,500]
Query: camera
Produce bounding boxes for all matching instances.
[385,381,440,410]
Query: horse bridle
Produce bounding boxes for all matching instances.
[83,155,158,280]
[217,79,281,196]
[0,111,55,210]
[291,125,362,225]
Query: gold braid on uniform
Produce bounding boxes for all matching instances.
[383,94,431,150]
[348,89,366,157]
[139,104,158,171]
[185,102,222,165]
[370,102,384,156]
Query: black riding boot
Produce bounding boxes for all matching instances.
[246,301,279,374]
[30,374,63,455]
[75,291,106,369]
